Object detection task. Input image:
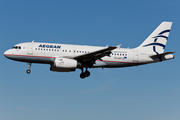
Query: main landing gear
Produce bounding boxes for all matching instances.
[26,63,32,74]
[80,68,90,79]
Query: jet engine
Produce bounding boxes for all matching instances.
[50,57,81,72]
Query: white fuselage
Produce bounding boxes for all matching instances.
[4,42,158,68]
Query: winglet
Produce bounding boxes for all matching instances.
[116,44,122,49]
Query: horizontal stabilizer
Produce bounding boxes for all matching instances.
[150,52,175,61]
[150,52,174,58]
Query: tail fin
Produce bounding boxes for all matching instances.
[136,22,172,54]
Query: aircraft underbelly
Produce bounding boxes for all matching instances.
[6,55,54,64]
[92,60,136,68]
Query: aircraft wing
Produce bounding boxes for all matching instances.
[73,46,117,61]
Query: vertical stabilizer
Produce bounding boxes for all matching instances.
[136,22,172,54]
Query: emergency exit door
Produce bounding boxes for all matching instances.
[133,50,139,62]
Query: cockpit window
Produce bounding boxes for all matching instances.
[12,46,21,49]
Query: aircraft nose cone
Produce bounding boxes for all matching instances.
[4,51,8,58]
[4,50,11,58]
[4,50,7,56]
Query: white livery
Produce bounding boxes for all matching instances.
[4,22,174,79]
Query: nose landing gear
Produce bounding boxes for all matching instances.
[26,63,32,74]
[80,68,90,79]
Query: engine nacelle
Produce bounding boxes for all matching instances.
[54,57,78,68]
[50,58,81,72]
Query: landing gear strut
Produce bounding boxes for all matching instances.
[26,63,32,74]
[80,68,90,79]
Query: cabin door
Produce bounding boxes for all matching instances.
[27,43,33,55]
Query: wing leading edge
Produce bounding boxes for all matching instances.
[73,46,117,65]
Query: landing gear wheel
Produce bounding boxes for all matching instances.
[80,73,86,79]
[80,67,91,79]
[26,69,31,74]
[84,70,90,77]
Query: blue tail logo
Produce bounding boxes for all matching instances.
[143,29,170,54]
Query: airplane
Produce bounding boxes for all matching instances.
[4,21,174,79]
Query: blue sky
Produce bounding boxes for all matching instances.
[0,0,179,120]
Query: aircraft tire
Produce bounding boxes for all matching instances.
[84,70,90,77]
[80,73,86,79]
[26,69,31,74]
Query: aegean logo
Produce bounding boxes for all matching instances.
[39,44,61,49]
[143,29,170,54]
